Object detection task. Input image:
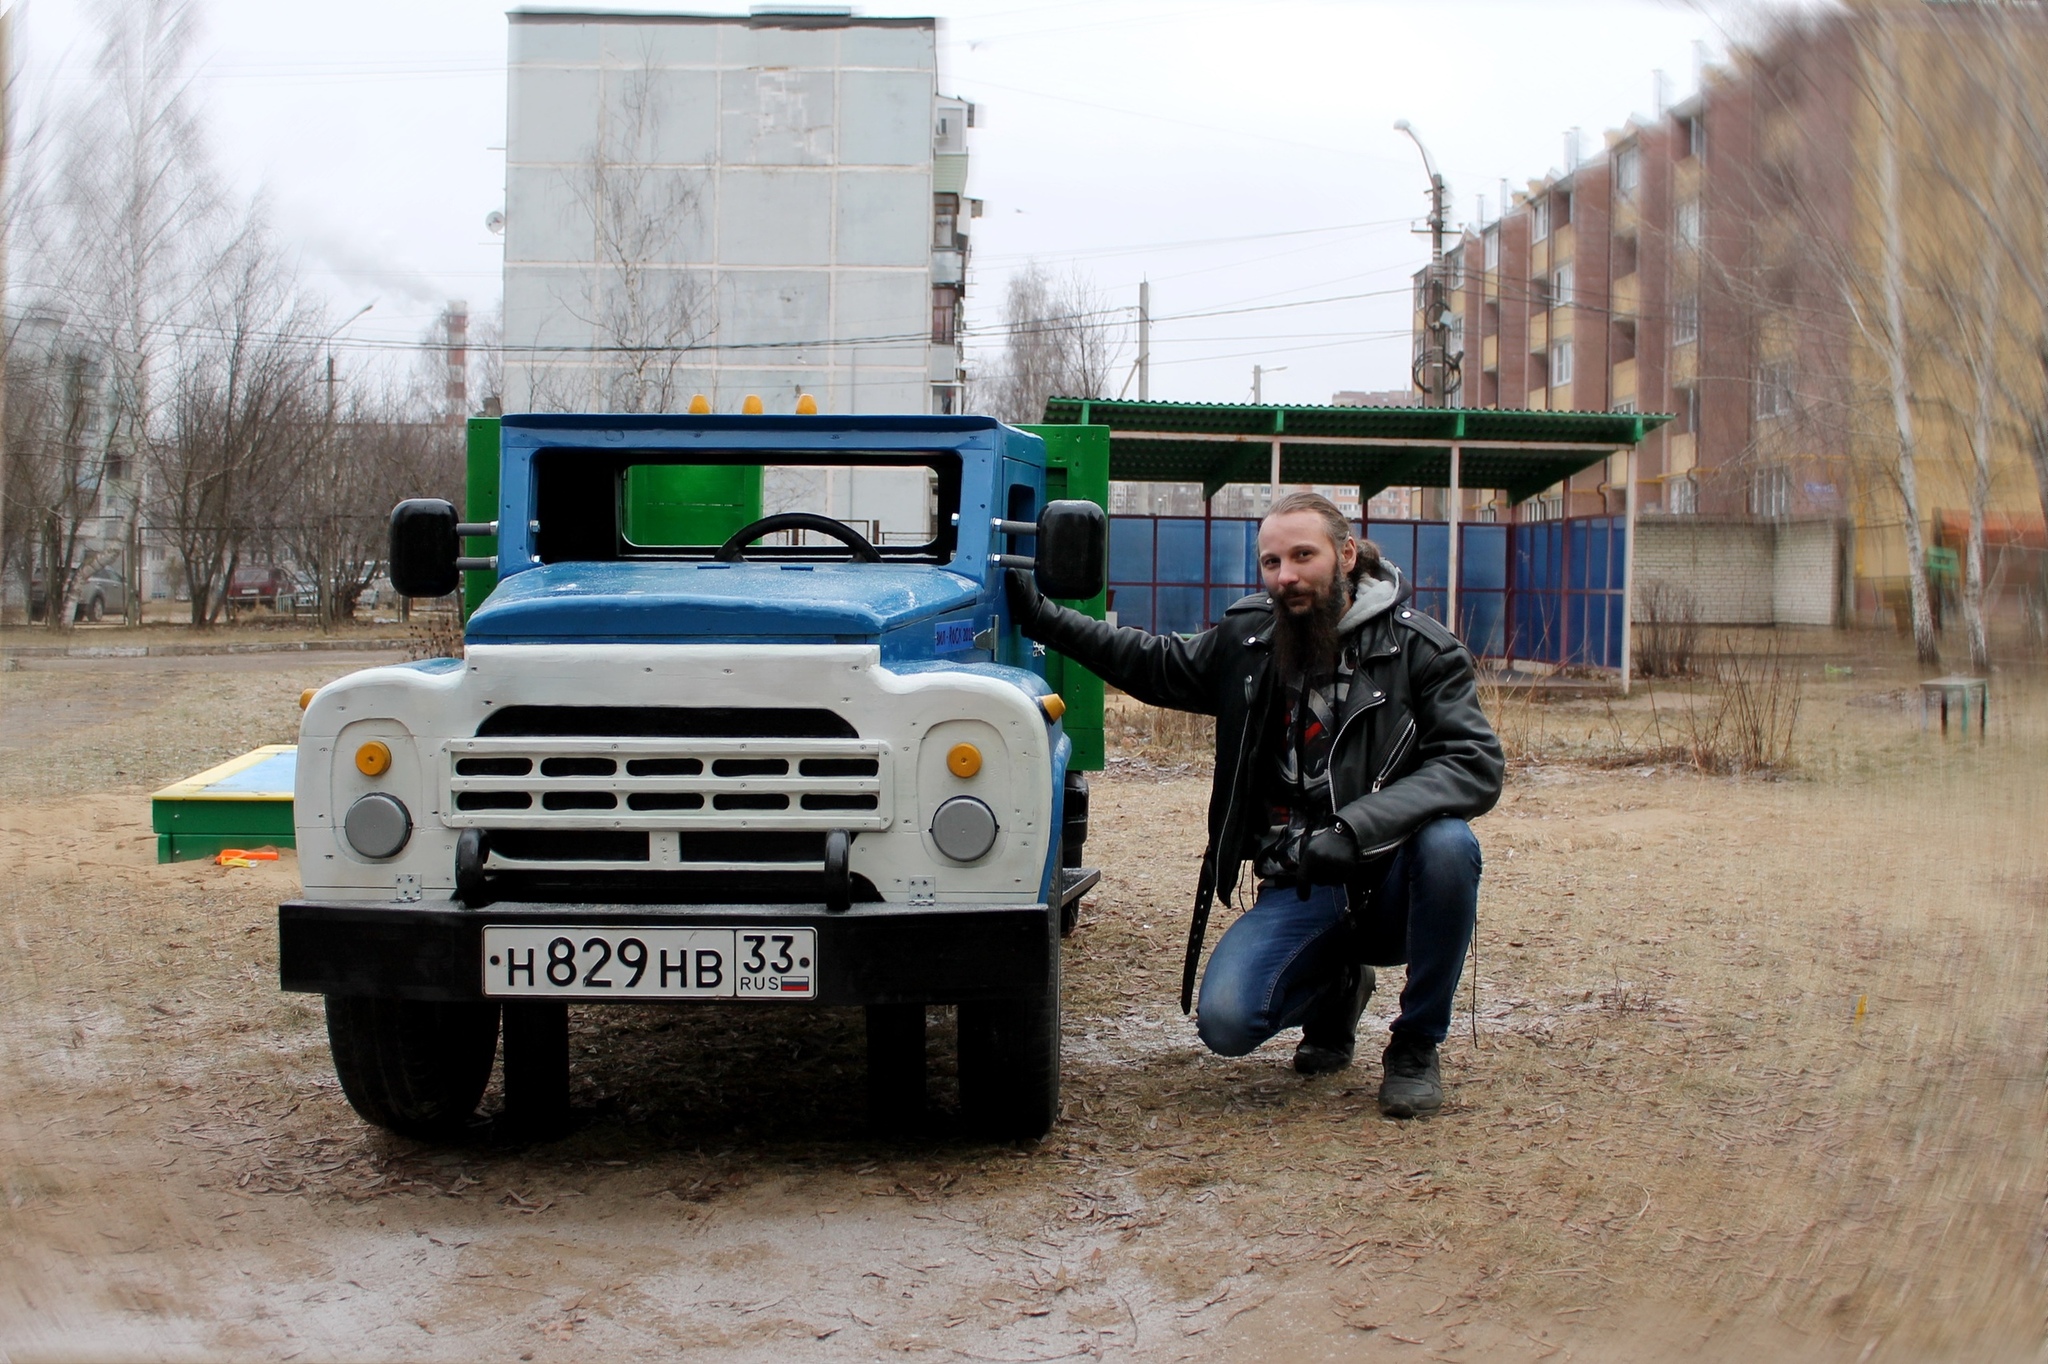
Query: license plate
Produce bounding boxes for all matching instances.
[482,926,818,1000]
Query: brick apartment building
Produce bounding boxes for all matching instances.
[1414,0,2048,617]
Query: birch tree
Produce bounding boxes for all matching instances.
[55,0,218,623]
[531,57,711,413]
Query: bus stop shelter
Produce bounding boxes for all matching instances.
[1036,398,1673,690]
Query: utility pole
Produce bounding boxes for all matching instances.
[1137,279,1150,401]
[1396,120,1452,408]
[0,11,11,621]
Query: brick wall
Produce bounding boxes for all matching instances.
[1633,518,1844,625]
[1635,519,1775,624]
[1771,520,1841,625]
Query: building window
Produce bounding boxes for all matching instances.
[1445,247,1464,292]
[931,382,960,415]
[1755,361,1793,419]
[1530,197,1550,242]
[1553,263,1574,308]
[1676,199,1701,249]
[1554,190,1572,227]
[933,193,960,248]
[932,288,958,346]
[1669,473,1698,514]
[1613,397,1637,414]
[1616,144,1640,198]
[1551,339,1573,387]
[1484,229,1500,270]
[1672,295,1699,344]
[1749,465,1791,518]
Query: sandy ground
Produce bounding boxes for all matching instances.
[1,647,2043,1362]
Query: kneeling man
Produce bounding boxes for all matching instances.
[1009,493,1504,1117]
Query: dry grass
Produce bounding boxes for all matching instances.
[0,647,2042,1360]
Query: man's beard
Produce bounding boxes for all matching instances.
[1272,577,1350,678]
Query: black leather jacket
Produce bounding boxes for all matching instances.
[1019,573,1505,1010]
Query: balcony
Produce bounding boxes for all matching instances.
[1671,342,1698,386]
[1610,358,1637,406]
[1611,272,1639,319]
[932,249,964,286]
[1550,309,1574,343]
[1667,433,1696,475]
[1481,334,1498,373]
[1527,312,1548,353]
[1526,388,1551,412]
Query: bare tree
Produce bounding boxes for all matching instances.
[528,56,712,413]
[975,262,1121,425]
[149,226,321,626]
[58,0,219,622]
[280,345,461,628]
[5,318,109,622]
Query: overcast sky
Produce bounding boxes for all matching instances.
[10,0,1777,408]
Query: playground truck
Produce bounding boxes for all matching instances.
[277,410,1108,1141]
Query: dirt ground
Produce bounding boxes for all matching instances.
[1,644,2043,1362]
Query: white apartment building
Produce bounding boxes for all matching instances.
[501,7,974,416]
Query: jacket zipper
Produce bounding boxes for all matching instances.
[1371,719,1417,793]
[1337,708,1417,861]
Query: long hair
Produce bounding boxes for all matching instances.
[1263,491,1384,588]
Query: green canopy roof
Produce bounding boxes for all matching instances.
[1037,398,1672,504]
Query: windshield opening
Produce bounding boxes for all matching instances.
[532,449,961,565]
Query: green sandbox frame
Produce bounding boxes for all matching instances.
[151,745,297,863]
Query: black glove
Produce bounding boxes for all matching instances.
[1298,821,1358,886]
[1006,567,1050,636]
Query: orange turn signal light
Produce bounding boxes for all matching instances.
[299,687,317,711]
[1040,693,1067,722]
[947,743,982,778]
[355,741,393,777]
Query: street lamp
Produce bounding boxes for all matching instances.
[1395,120,1453,407]
[321,301,377,418]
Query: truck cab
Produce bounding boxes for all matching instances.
[279,411,1107,1141]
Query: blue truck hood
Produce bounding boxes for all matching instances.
[465,561,984,645]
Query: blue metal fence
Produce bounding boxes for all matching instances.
[1106,513,1626,670]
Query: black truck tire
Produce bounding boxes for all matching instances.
[324,994,500,1140]
[957,949,1061,1141]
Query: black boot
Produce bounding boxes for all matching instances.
[1293,964,1375,1076]
[1377,1032,1442,1118]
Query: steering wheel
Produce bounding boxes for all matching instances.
[714,512,882,564]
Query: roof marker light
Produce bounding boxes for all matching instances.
[743,394,764,414]
[796,393,818,415]
[688,394,711,414]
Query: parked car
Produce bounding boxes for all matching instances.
[30,563,129,622]
[226,564,299,611]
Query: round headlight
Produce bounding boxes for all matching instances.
[344,793,412,860]
[930,795,998,863]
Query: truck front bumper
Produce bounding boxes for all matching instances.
[278,899,1053,1006]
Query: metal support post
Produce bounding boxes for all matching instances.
[1620,447,1637,696]
[1447,443,1462,634]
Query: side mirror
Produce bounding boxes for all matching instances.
[389,498,460,598]
[1034,500,1106,600]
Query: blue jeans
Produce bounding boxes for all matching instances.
[1195,817,1482,1052]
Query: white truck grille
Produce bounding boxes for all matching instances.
[446,736,892,834]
